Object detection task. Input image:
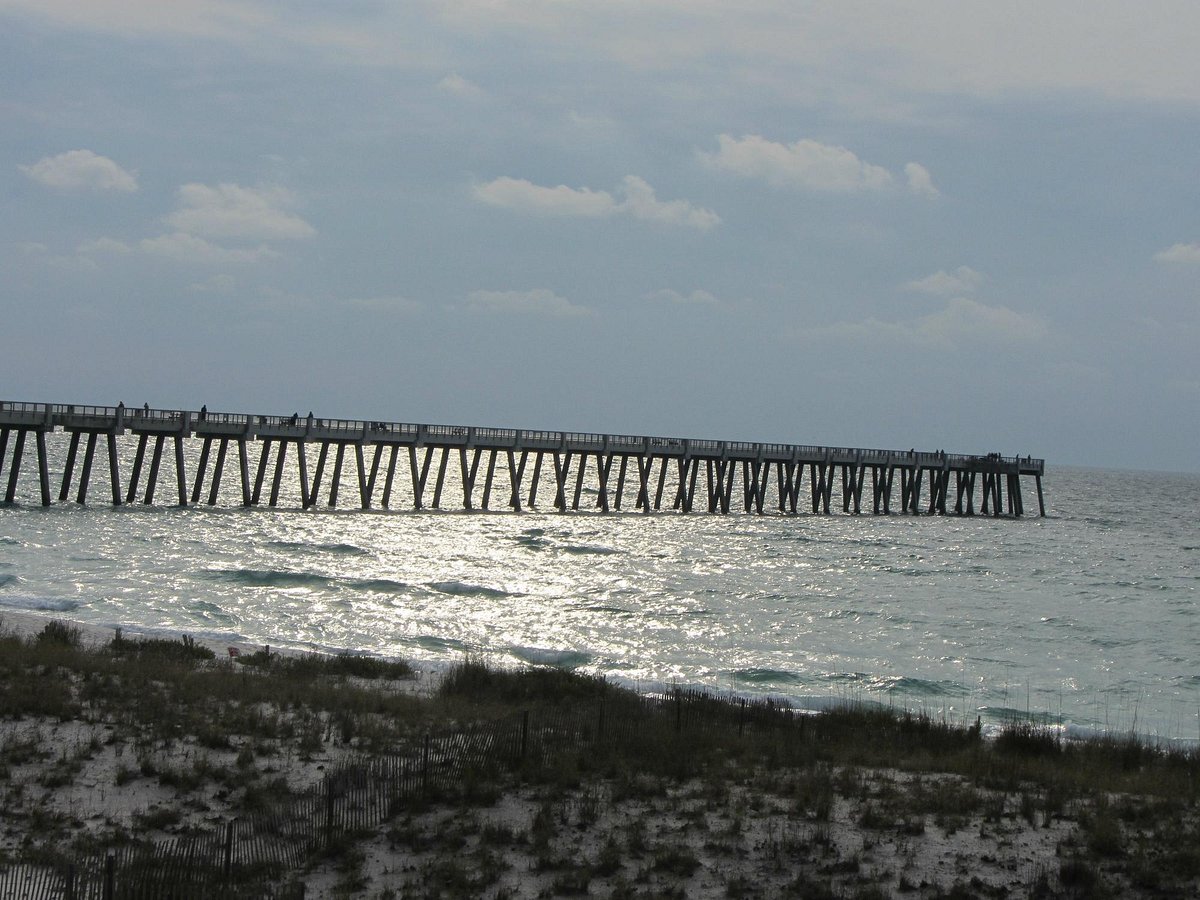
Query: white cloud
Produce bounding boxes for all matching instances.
[140,232,279,264]
[77,237,133,255]
[474,175,718,229]
[646,288,720,306]
[188,274,237,294]
[165,183,316,241]
[904,162,939,196]
[1154,243,1200,264]
[618,176,720,229]
[344,295,422,314]
[437,72,484,98]
[905,266,984,296]
[466,288,591,318]
[701,134,895,192]
[811,298,1046,347]
[474,177,618,218]
[19,149,137,192]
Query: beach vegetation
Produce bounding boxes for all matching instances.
[1,635,1199,897]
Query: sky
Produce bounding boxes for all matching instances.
[2,2,1198,472]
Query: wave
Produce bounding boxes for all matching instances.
[0,573,18,588]
[562,544,620,556]
[0,595,80,613]
[733,667,807,686]
[428,580,514,599]
[408,634,470,654]
[0,537,19,546]
[509,646,592,669]
[266,540,371,556]
[347,578,412,595]
[202,568,337,589]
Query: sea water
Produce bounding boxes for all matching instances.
[1,434,1197,743]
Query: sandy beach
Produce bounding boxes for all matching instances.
[3,610,1199,899]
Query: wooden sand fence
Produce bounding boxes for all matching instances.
[0,686,799,898]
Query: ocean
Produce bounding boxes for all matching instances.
[2,433,1197,744]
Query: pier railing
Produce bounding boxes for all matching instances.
[0,399,1045,516]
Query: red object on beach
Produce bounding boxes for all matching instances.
[227,647,241,658]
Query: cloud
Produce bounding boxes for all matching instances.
[474,177,617,218]
[474,175,718,229]
[343,295,422,314]
[466,289,591,318]
[811,297,1046,347]
[701,134,939,198]
[77,237,133,255]
[437,72,484,98]
[645,288,720,306]
[140,232,279,264]
[618,176,720,229]
[904,162,939,196]
[905,266,984,296]
[165,183,316,241]
[1154,243,1200,264]
[19,149,137,192]
[702,134,896,192]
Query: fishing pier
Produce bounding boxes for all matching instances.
[0,401,1045,517]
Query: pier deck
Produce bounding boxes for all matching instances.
[0,401,1045,517]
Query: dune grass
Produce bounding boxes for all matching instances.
[2,619,1199,898]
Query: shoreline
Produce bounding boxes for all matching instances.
[3,615,1200,897]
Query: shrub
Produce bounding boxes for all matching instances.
[36,620,82,648]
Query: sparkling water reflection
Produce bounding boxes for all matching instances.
[1,437,1198,742]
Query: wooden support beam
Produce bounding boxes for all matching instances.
[552,452,571,511]
[36,431,51,507]
[432,447,449,508]
[77,432,98,504]
[636,455,652,513]
[366,444,383,505]
[269,440,288,507]
[686,458,700,512]
[355,443,370,509]
[654,456,668,510]
[209,438,228,506]
[0,428,8,490]
[297,441,310,508]
[615,455,628,511]
[527,451,543,507]
[721,459,735,514]
[310,442,329,509]
[408,446,426,509]
[571,452,587,511]
[460,448,482,509]
[596,453,612,512]
[238,439,252,506]
[126,434,148,505]
[60,431,81,501]
[508,451,523,511]
[251,439,272,506]
[174,436,187,506]
[108,433,122,506]
[4,429,26,504]
[481,450,497,510]
[381,445,399,509]
[1035,474,1045,517]
[329,442,345,507]
[191,437,213,505]
[143,435,166,505]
